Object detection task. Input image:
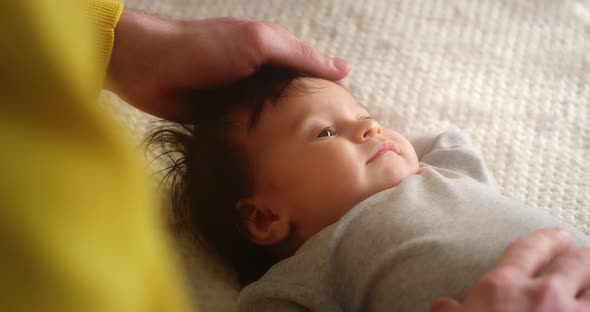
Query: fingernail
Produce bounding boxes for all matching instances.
[335,78,348,88]
[332,57,349,72]
[555,228,571,240]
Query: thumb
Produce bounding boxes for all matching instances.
[261,23,349,81]
[430,297,461,312]
[276,40,349,81]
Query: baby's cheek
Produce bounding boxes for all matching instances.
[322,159,360,183]
[381,128,399,137]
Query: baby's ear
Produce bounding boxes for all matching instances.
[236,198,290,246]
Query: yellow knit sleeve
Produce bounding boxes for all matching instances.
[0,1,193,311]
[87,0,124,77]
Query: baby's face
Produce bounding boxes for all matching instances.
[230,78,419,244]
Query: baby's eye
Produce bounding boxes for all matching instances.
[317,127,336,138]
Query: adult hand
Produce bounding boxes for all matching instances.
[430,228,590,312]
[107,9,349,120]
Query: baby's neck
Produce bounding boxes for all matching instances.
[267,230,302,260]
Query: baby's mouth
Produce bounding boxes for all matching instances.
[366,141,400,164]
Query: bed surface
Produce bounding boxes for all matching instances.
[101,0,590,310]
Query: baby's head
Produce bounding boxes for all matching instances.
[150,67,420,285]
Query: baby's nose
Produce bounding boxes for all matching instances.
[356,119,383,142]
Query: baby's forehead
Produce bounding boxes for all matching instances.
[226,77,364,131]
[286,77,342,94]
[283,79,367,112]
[223,79,368,155]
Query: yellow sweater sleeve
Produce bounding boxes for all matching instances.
[87,0,124,76]
[0,1,192,312]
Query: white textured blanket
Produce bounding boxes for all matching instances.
[101,0,590,311]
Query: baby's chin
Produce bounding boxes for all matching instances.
[370,164,421,195]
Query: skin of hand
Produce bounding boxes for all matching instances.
[430,228,590,312]
[106,9,349,120]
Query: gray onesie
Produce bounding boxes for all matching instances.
[239,131,589,312]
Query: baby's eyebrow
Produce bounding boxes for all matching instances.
[360,103,369,112]
[356,100,370,113]
[289,105,313,130]
[290,100,370,130]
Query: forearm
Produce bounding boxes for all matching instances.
[107,8,159,89]
[105,7,184,117]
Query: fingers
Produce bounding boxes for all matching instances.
[493,228,572,278]
[579,288,590,305]
[254,21,349,81]
[543,248,590,298]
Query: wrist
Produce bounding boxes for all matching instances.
[106,9,143,91]
[106,9,181,98]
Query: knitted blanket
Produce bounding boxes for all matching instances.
[101,0,590,311]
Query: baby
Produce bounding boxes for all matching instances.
[150,67,589,311]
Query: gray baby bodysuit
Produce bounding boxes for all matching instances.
[239,131,589,312]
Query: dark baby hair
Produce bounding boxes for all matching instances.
[147,66,309,286]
